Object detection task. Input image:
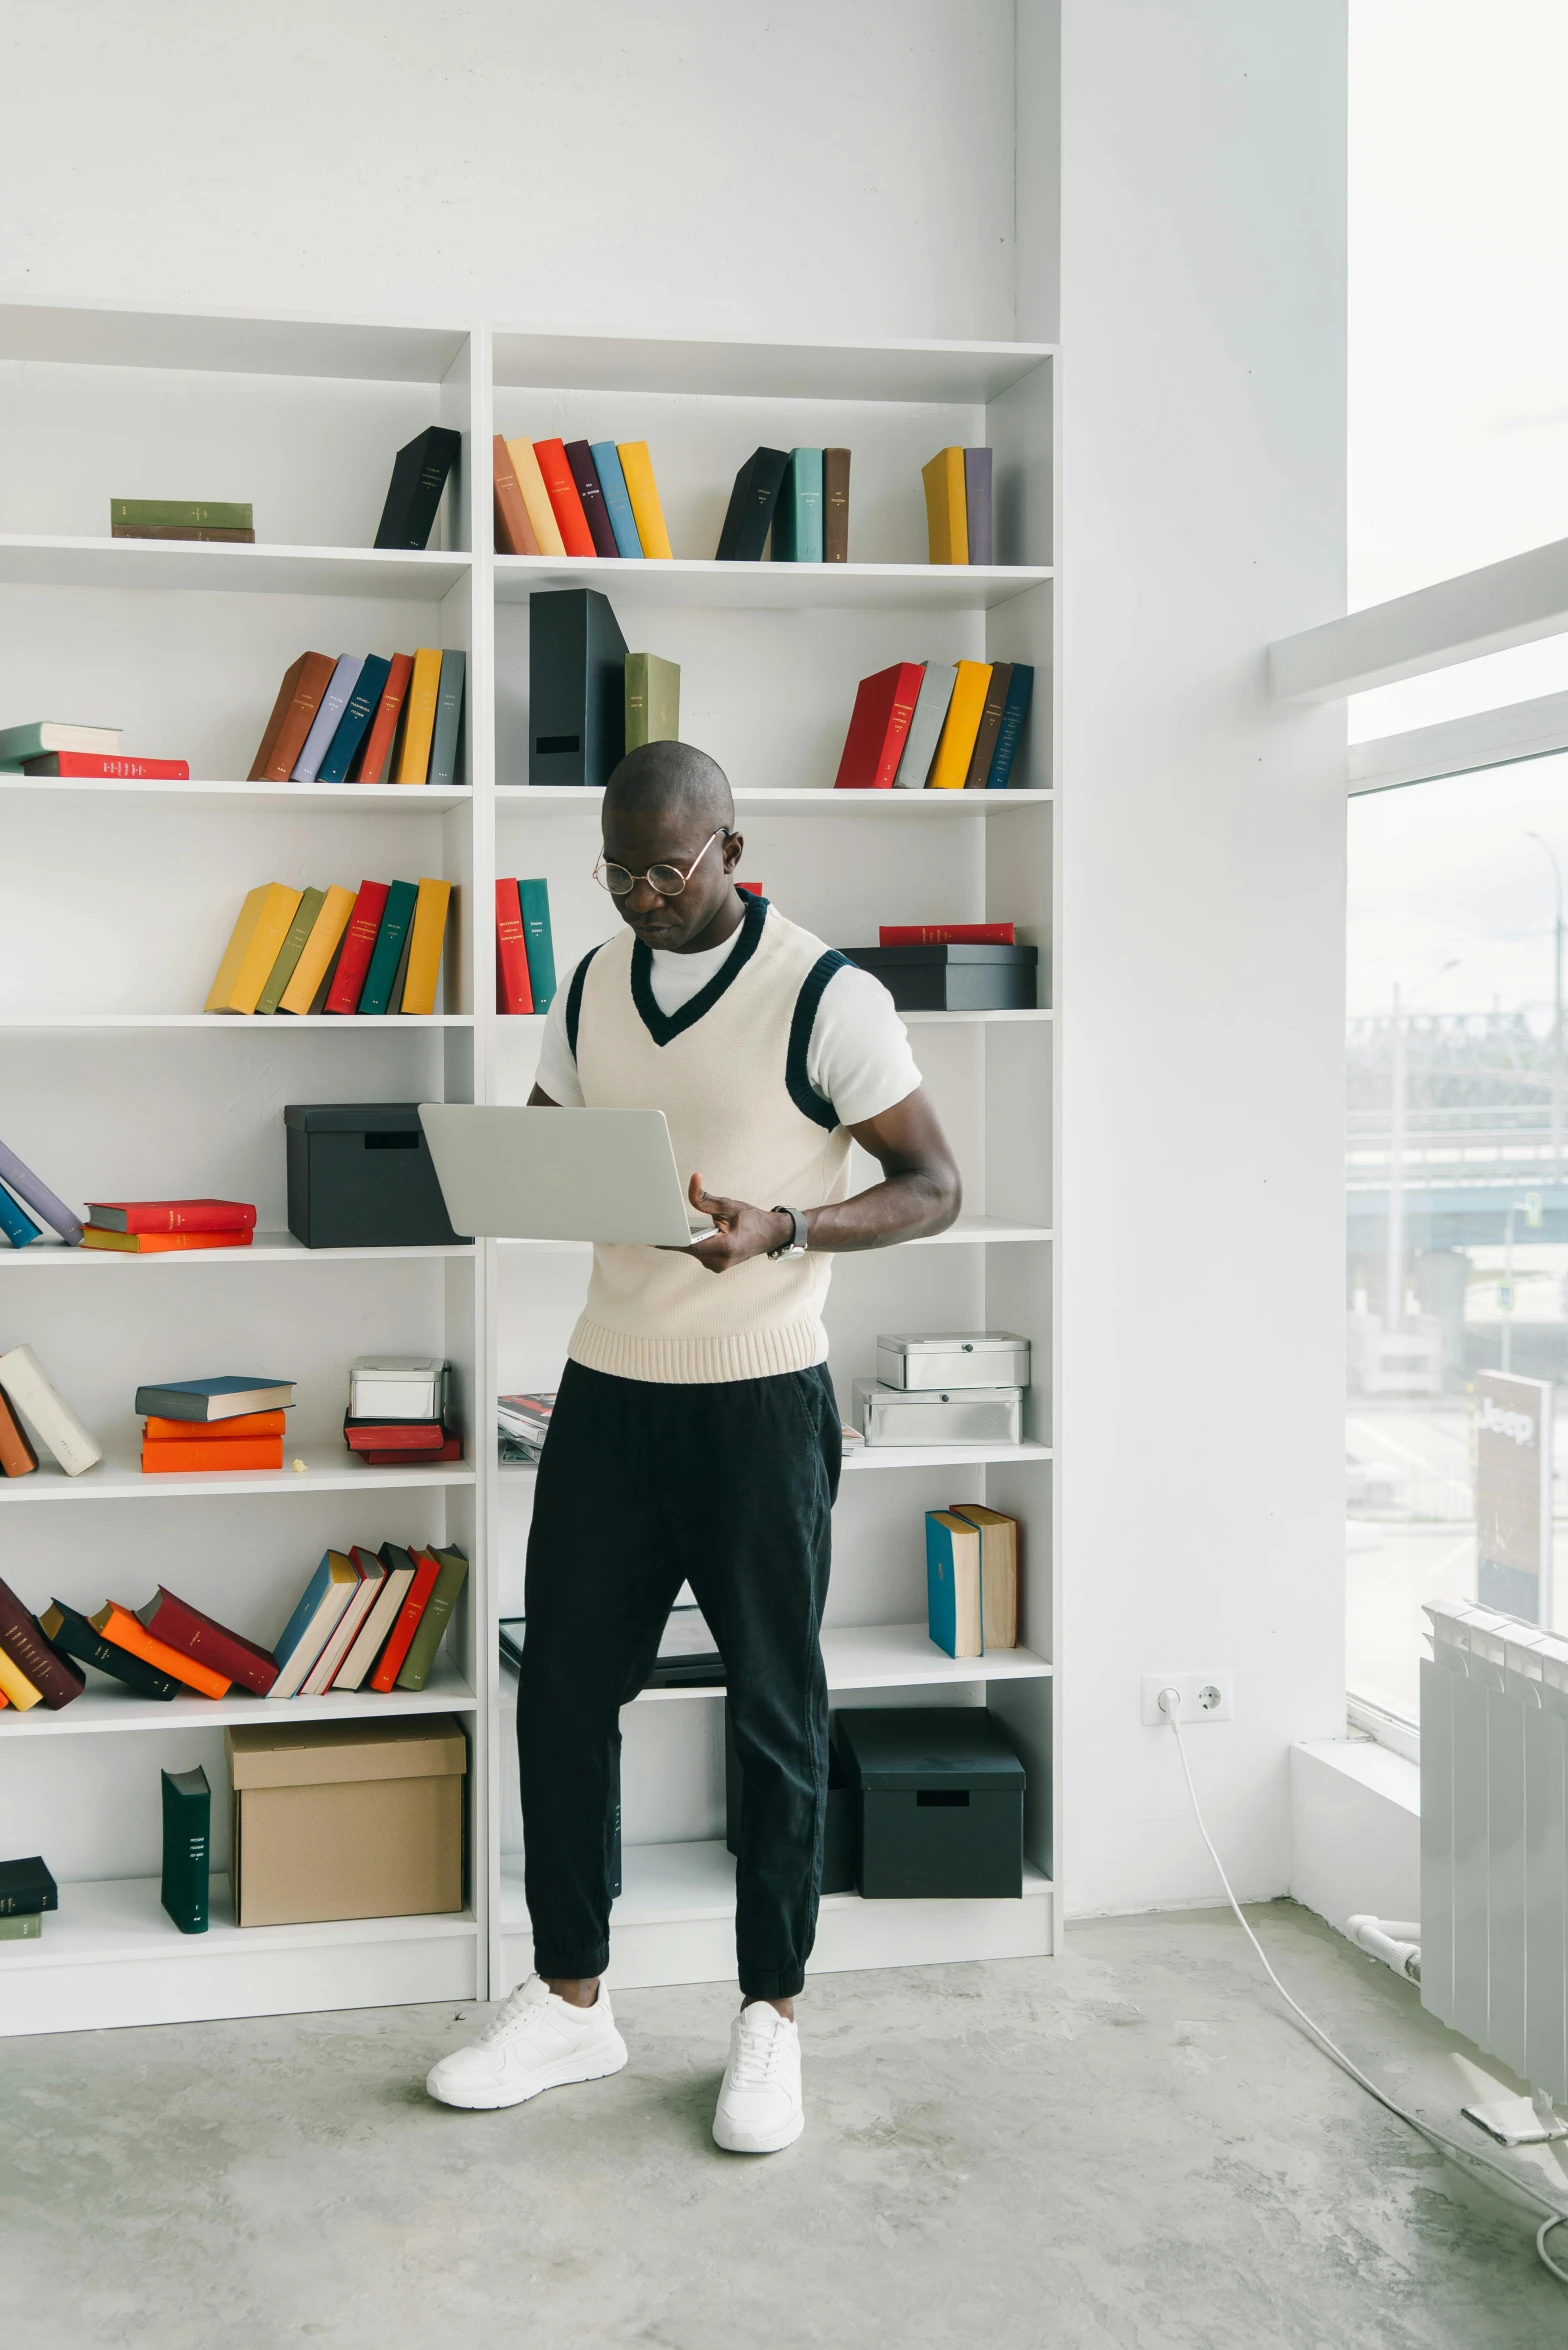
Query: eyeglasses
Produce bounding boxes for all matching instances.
[593,828,730,899]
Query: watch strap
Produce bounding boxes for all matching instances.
[768,1205,807,1259]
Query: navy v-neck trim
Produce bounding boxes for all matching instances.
[629,890,768,1047]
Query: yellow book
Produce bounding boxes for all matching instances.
[506,440,565,556]
[617,441,673,559]
[0,1646,42,1711]
[394,649,443,784]
[926,661,992,789]
[278,883,357,1015]
[204,883,304,1014]
[921,446,968,565]
[399,878,453,1016]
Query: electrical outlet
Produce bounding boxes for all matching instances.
[1141,1672,1234,1726]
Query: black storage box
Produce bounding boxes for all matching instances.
[838,944,1039,1013]
[285,1103,468,1249]
[529,586,629,788]
[835,1707,1025,1898]
[725,1702,856,1895]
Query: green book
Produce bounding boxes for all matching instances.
[254,886,326,1017]
[111,499,253,530]
[0,1912,42,1940]
[396,1545,469,1692]
[160,1764,211,1935]
[624,653,680,752]
[518,879,557,1015]
[357,879,418,1015]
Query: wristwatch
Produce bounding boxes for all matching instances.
[768,1206,809,1260]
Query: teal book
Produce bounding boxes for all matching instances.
[772,449,823,562]
[518,879,557,1014]
[925,1510,983,1659]
[317,654,391,785]
[985,663,1035,788]
[0,1181,42,1248]
[427,650,466,788]
[160,1764,211,1934]
[590,441,644,559]
[357,880,419,1014]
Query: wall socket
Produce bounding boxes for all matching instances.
[1141,1672,1234,1726]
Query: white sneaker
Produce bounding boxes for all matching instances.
[712,2002,804,2153]
[425,1974,628,2111]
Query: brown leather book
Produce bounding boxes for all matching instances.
[0,1575,84,1708]
[0,1385,37,1477]
[247,650,336,783]
[492,436,539,555]
[823,447,851,562]
[963,662,1013,788]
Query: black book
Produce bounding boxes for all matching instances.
[716,446,790,561]
[160,1766,210,1935]
[373,425,463,551]
[528,586,629,789]
[38,1599,180,1701]
[0,1854,58,1916]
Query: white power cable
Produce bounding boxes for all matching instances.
[1156,1685,1568,2290]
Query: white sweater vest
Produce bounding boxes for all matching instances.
[566,895,854,1383]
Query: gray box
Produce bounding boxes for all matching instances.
[854,1379,1023,1447]
[875,1332,1031,1390]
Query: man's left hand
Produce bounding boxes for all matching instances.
[679,1174,793,1275]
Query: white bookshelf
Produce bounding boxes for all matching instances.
[0,298,1058,2034]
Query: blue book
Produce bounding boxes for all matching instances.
[985,664,1036,788]
[357,879,419,1014]
[518,878,557,1014]
[0,1180,42,1248]
[590,441,644,559]
[772,449,823,562]
[316,654,390,784]
[925,1510,983,1659]
[270,1551,362,1697]
[133,1374,295,1421]
[291,655,364,782]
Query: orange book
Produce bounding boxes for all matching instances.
[82,1228,252,1255]
[531,437,597,557]
[90,1601,232,1698]
[492,435,539,556]
[143,1410,285,1442]
[140,1437,284,1474]
[350,652,415,785]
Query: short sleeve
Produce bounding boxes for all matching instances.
[807,962,923,1127]
[533,980,586,1107]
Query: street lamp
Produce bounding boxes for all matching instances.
[1525,832,1564,1184]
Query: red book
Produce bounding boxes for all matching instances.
[85,1198,258,1235]
[532,437,598,557]
[833,663,926,790]
[878,922,1017,947]
[738,881,763,897]
[136,1585,279,1695]
[496,877,534,1013]
[368,1547,443,1690]
[343,1418,447,1452]
[20,754,191,780]
[356,1434,464,1468]
[348,653,414,783]
[323,880,390,1012]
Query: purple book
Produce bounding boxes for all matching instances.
[291,655,364,783]
[963,447,993,567]
[0,1136,83,1245]
[564,440,620,559]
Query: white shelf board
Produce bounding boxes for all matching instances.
[499,1441,1050,1483]
[0,1012,472,1031]
[0,1446,475,1505]
[0,1660,476,1740]
[902,1008,1052,1025]
[494,555,1051,613]
[490,1217,1047,1252]
[0,1875,476,1974]
[633,1621,1050,1703]
[0,535,470,599]
[1,1232,474,1269]
[0,298,470,383]
[0,777,471,814]
[497,783,1051,812]
[491,326,1053,405]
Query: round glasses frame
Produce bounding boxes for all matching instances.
[593,828,730,899]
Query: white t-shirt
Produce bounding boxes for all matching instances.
[535,923,922,1128]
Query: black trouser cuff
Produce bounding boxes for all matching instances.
[534,1944,610,1983]
[739,1964,805,2000]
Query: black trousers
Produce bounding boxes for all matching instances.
[517,1358,841,2000]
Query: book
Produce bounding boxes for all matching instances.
[892,663,957,789]
[112,526,255,543]
[0,1134,84,1243]
[590,440,643,558]
[400,878,453,1017]
[496,878,534,1013]
[291,655,364,784]
[625,652,680,751]
[394,648,443,784]
[0,1646,42,1709]
[141,1436,284,1473]
[343,1418,447,1452]
[334,1543,421,1689]
[519,878,557,1014]
[247,651,336,783]
[90,1602,231,1698]
[497,1390,555,1460]
[38,1599,181,1699]
[0,1384,39,1475]
[19,754,191,780]
[963,447,993,566]
[492,435,540,556]
[357,878,419,1014]
[349,653,414,784]
[926,661,993,789]
[771,448,823,562]
[984,663,1035,789]
[86,1199,258,1235]
[112,499,252,530]
[716,446,789,560]
[368,1547,443,1691]
[354,1434,464,1467]
[280,883,356,1015]
[143,1409,284,1441]
[833,663,926,791]
[396,1544,468,1691]
[529,586,629,788]
[822,448,851,561]
[945,1502,1019,1648]
[268,1551,360,1698]
[427,649,466,787]
[255,886,327,1016]
[507,439,566,556]
[316,654,391,786]
[0,720,119,768]
[0,1856,58,1915]
[617,441,673,558]
[0,1914,41,1938]
[533,436,597,557]
[65,1231,240,1266]
[0,1344,103,1474]
[565,439,620,558]
[205,882,304,1014]
[963,662,1012,788]
[373,425,461,551]
[300,1548,384,1694]
[0,1182,42,1250]
[925,1509,983,1658]
[323,879,391,1012]
[137,1588,280,1694]
[160,1765,211,1933]
[0,1576,85,1708]
[879,923,1016,946]
[133,1375,294,1422]
[921,447,968,565]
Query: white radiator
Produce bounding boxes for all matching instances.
[1421,1600,1568,2102]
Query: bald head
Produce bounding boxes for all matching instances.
[603,740,734,833]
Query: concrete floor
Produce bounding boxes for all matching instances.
[3,1903,1564,2348]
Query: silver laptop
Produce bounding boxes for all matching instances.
[418,1105,712,1246]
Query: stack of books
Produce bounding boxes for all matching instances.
[137,1375,295,1474]
[497,1391,554,1464]
[205,875,453,1016]
[492,435,672,559]
[0,1856,58,1940]
[248,647,464,786]
[716,447,850,562]
[0,1133,85,1253]
[0,719,189,782]
[920,447,993,565]
[0,1342,101,1480]
[495,878,557,1015]
[111,498,254,544]
[833,659,1034,792]
[925,1505,1020,1659]
[344,1356,461,1466]
[82,1199,258,1256]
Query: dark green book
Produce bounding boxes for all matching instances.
[518,879,557,1015]
[396,1545,468,1691]
[356,879,418,1015]
[160,1765,210,1934]
[0,1855,57,1915]
[39,1600,180,1700]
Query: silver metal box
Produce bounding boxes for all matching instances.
[874,1332,1031,1391]
[854,1379,1024,1447]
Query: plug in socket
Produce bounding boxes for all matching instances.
[1141,1672,1234,1726]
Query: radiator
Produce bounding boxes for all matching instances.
[1422,1600,1568,2101]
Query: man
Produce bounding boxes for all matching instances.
[427,740,961,2150]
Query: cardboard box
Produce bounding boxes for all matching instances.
[226,1714,467,1926]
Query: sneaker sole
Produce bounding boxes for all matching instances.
[426,2032,629,2111]
[712,2105,805,2154]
